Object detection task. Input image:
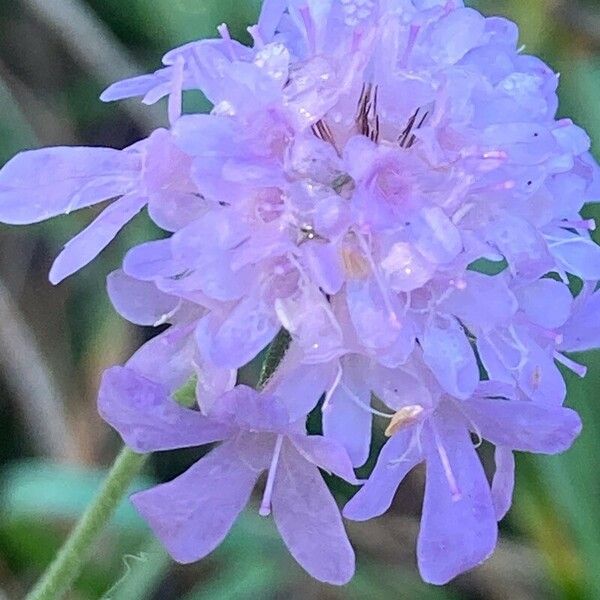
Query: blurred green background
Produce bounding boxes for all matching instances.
[0,0,598,598]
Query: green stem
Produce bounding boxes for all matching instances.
[258,328,291,388]
[26,447,147,600]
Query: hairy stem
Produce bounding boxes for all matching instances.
[26,447,147,600]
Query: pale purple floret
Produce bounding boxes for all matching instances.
[99,367,357,585]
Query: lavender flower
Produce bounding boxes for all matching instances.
[0,0,598,586]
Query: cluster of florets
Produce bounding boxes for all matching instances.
[1,0,599,586]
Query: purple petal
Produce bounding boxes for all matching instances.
[517,340,566,405]
[301,243,344,295]
[492,447,514,521]
[322,364,372,467]
[0,147,140,224]
[196,295,279,369]
[107,270,179,326]
[267,346,337,420]
[209,386,290,433]
[289,434,358,483]
[417,410,497,585]
[421,318,479,399]
[346,276,403,349]
[171,213,254,301]
[439,272,517,331]
[132,440,260,563]
[147,192,206,232]
[272,441,355,585]
[98,366,231,452]
[127,324,196,392]
[50,194,146,284]
[426,8,485,65]
[369,364,433,411]
[343,428,423,521]
[487,214,554,280]
[560,290,600,352]
[101,71,172,103]
[461,397,582,454]
[195,363,236,414]
[411,207,463,265]
[258,0,287,38]
[515,279,573,329]
[123,239,182,281]
[548,230,600,279]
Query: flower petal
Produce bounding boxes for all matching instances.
[197,295,279,369]
[267,344,337,420]
[132,440,260,563]
[107,270,179,327]
[322,362,372,467]
[492,447,514,521]
[289,434,358,483]
[548,230,600,279]
[98,366,231,452]
[461,397,582,454]
[515,279,572,329]
[560,290,600,352]
[417,409,497,585]
[210,386,290,432]
[272,441,355,585]
[127,324,197,392]
[343,428,423,521]
[421,318,479,399]
[0,147,140,224]
[50,194,147,283]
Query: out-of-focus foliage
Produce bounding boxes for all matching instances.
[0,0,598,598]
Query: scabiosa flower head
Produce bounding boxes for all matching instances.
[0,0,599,586]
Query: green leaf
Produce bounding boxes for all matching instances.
[467,257,509,276]
[0,460,153,530]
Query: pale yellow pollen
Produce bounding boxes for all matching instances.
[384,405,424,438]
[341,246,371,279]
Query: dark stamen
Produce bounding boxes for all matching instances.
[356,83,380,143]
